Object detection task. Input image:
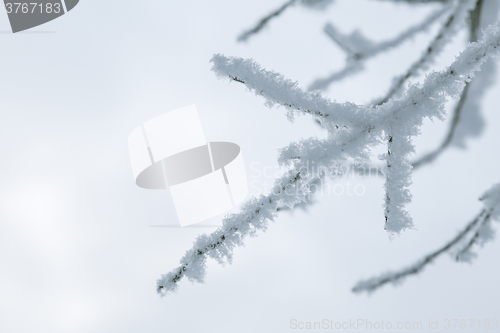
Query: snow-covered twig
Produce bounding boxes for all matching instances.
[353,183,500,294]
[157,22,500,295]
[453,212,494,262]
[381,0,478,223]
[374,0,476,105]
[353,210,486,293]
[411,0,489,168]
[411,80,470,168]
[214,18,500,234]
[309,4,450,91]
[211,54,362,128]
[157,168,332,295]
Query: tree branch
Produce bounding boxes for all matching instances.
[237,0,297,43]
[352,209,488,293]
[374,0,476,105]
[308,4,451,91]
[412,0,483,169]
[353,181,500,294]
[158,20,500,295]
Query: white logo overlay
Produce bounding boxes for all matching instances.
[128,105,248,227]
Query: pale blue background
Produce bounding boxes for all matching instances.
[0,0,499,332]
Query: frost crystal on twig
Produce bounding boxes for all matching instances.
[309,4,452,91]
[157,15,500,294]
[353,183,500,294]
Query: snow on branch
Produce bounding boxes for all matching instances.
[215,18,500,235]
[411,83,471,168]
[412,0,497,168]
[374,0,476,105]
[368,5,450,55]
[309,4,450,91]
[352,183,500,294]
[157,168,328,295]
[210,53,362,128]
[157,20,500,295]
[383,132,415,234]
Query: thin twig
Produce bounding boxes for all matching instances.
[412,82,470,168]
[309,5,450,91]
[454,214,489,260]
[374,5,461,105]
[158,3,500,294]
[237,0,297,42]
[352,209,488,293]
[411,0,483,169]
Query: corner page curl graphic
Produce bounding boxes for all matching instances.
[128,105,248,227]
[4,0,79,33]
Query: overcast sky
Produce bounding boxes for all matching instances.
[1,0,499,332]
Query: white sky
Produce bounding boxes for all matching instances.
[0,0,499,332]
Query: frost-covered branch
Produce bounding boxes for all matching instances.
[369,5,450,54]
[374,0,476,105]
[412,77,471,168]
[237,0,334,43]
[411,0,490,168]
[215,18,500,235]
[309,4,450,91]
[211,54,362,129]
[353,210,486,293]
[381,0,479,222]
[157,167,333,295]
[383,132,415,234]
[353,182,500,294]
[157,22,500,295]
